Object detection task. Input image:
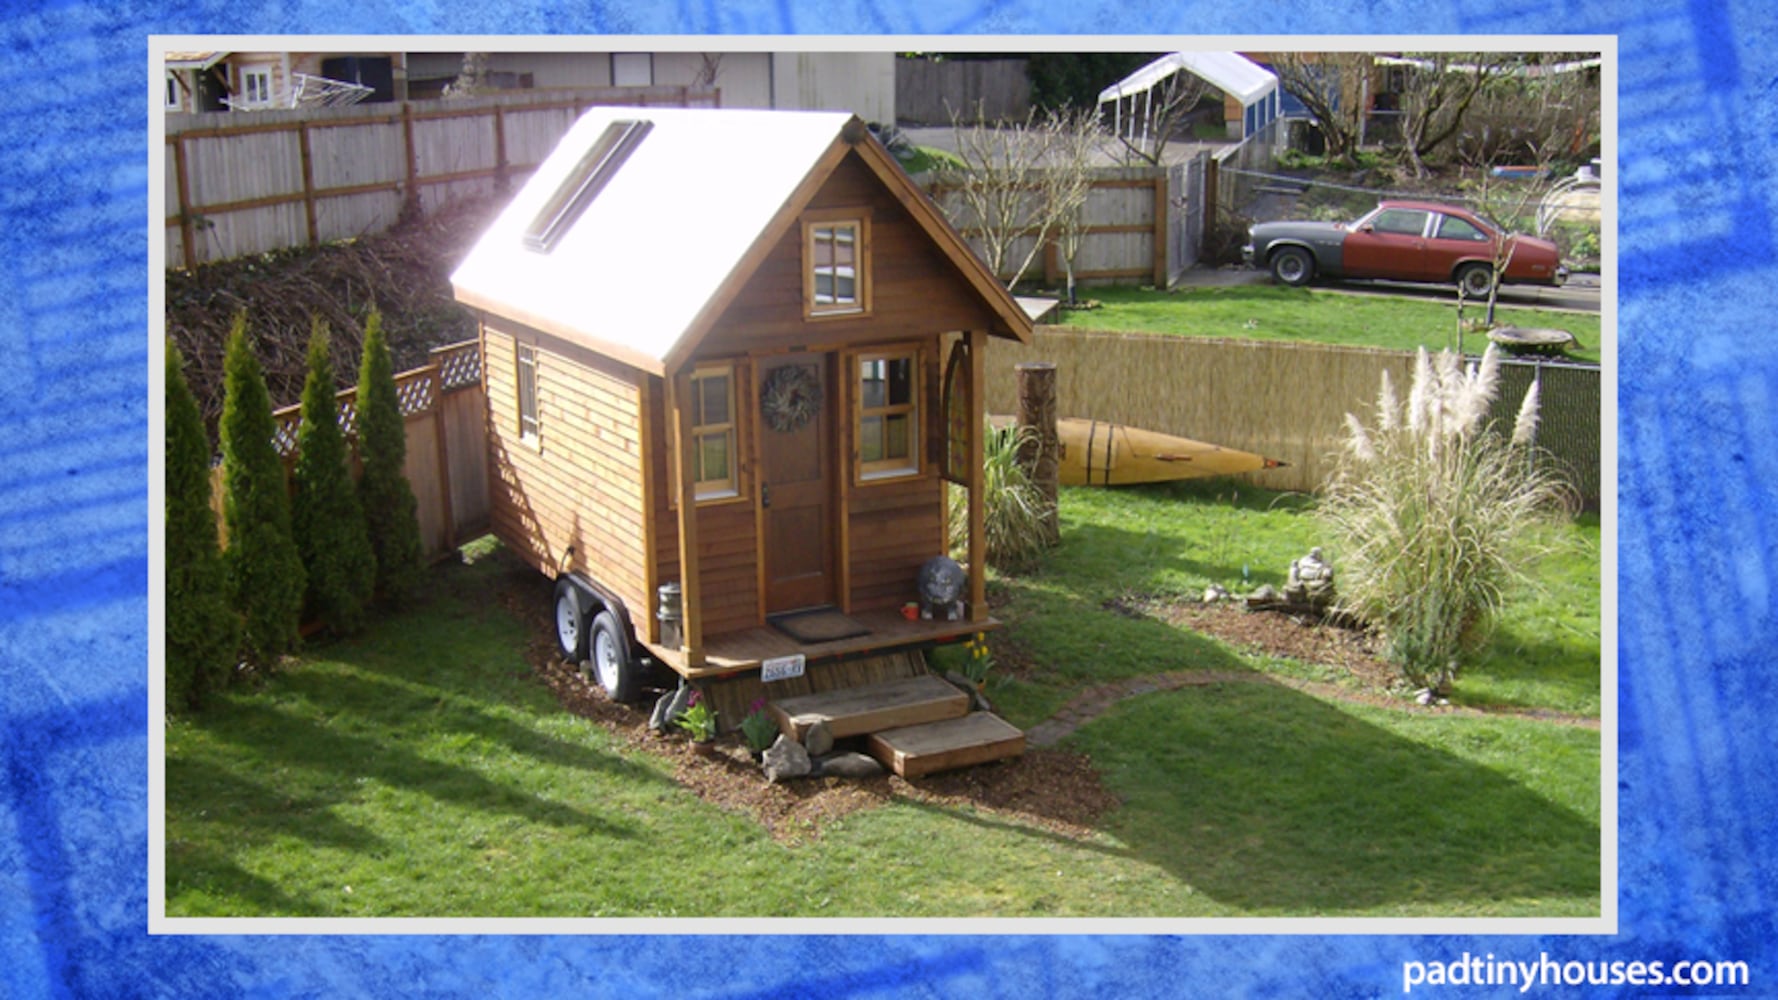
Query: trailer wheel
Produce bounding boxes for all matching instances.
[589,609,640,703]
[553,578,589,661]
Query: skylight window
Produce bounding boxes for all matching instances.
[522,119,652,253]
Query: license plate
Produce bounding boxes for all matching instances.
[760,654,805,683]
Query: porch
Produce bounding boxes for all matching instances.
[642,608,998,681]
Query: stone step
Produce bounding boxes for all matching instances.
[867,712,1027,778]
[768,673,969,742]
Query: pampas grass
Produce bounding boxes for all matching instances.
[1319,345,1575,692]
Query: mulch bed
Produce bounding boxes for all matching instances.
[500,562,1121,846]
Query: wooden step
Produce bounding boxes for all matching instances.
[867,712,1026,778]
[769,674,969,742]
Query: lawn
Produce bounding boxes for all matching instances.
[166,480,1601,919]
[1056,284,1603,364]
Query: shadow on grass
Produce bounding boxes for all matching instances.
[1063,678,1600,914]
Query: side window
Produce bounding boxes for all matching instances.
[1371,209,1429,236]
[1436,215,1490,242]
[857,350,919,480]
[239,65,274,108]
[690,365,737,499]
[165,72,181,110]
[516,343,540,443]
[804,213,870,318]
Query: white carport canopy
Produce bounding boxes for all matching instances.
[1097,52,1280,141]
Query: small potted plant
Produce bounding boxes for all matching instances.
[675,690,719,754]
[740,698,779,761]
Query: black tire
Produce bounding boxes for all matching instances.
[1456,262,1496,298]
[588,609,640,703]
[1269,246,1313,286]
[553,578,588,662]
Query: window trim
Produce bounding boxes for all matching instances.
[515,342,540,445]
[803,210,871,319]
[238,64,274,108]
[854,347,922,483]
[689,363,740,502]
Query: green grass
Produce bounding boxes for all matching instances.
[167,489,1601,918]
[1056,285,1603,364]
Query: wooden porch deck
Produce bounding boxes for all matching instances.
[641,609,998,680]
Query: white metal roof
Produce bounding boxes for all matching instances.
[1097,52,1278,107]
[451,106,858,373]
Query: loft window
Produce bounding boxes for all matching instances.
[516,343,540,442]
[857,350,919,480]
[804,212,870,317]
[165,72,180,110]
[522,119,653,253]
[690,365,737,499]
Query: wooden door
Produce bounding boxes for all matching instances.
[757,354,835,613]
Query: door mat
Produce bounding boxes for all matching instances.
[768,607,870,644]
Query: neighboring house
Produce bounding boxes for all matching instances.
[163,50,404,112]
[450,107,1031,728]
[403,51,896,121]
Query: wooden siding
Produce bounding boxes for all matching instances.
[483,318,652,620]
[697,152,1004,357]
[846,472,946,611]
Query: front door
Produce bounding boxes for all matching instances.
[757,354,835,613]
[1342,206,1434,280]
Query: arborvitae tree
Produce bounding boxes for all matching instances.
[355,309,424,605]
[165,339,239,709]
[220,314,306,666]
[292,319,377,634]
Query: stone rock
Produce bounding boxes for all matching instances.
[1203,583,1230,603]
[1247,584,1281,605]
[649,682,692,733]
[803,720,834,758]
[762,734,812,783]
[817,752,885,779]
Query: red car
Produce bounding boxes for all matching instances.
[1242,199,1568,296]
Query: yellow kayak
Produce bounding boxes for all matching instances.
[993,415,1286,487]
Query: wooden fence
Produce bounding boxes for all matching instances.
[212,340,490,560]
[982,330,1601,506]
[165,87,718,268]
[920,158,1206,290]
[896,58,1032,125]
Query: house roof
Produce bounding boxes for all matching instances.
[1098,52,1278,107]
[165,51,227,70]
[452,106,1031,377]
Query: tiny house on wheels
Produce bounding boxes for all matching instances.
[451,107,1034,767]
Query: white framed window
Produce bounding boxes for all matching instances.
[516,343,540,443]
[856,350,920,480]
[239,65,274,108]
[165,72,181,110]
[804,212,870,318]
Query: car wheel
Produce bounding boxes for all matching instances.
[1270,247,1313,286]
[1456,262,1496,298]
[589,609,640,703]
[553,578,588,661]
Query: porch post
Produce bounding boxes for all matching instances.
[967,329,988,623]
[668,368,705,667]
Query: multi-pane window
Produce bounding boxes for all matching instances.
[516,344,540,442]
[857,351,919,479]
[239,66,274,108]
[805,214,868,316]
[690,366,736,498]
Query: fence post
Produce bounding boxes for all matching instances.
[172,133,198,267]
[1015,361,1060,546]
[1204,157,1220,241]
[428,367,457,552]
[493,104,509,193]
[297,121,319,247]
[1152,173,1168,288]
[401,101,420,219]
